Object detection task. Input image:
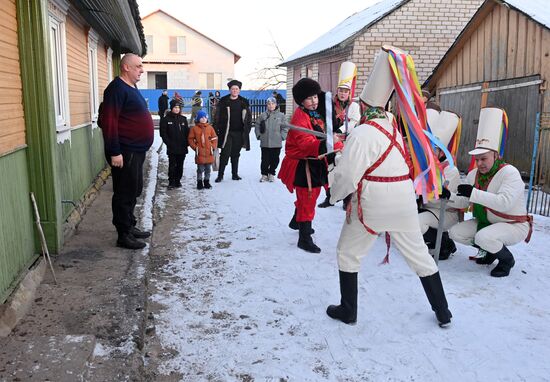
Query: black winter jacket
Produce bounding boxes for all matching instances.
[214,95,252,150]
[160,112,189,155]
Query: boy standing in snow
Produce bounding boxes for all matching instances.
[188,110,218,190]
[254,97,288,182]
[160,99,189,189]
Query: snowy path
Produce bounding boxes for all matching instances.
[146,136,550,381]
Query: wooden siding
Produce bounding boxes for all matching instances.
[0,149,36,303]
[0,0,25,155]
[436,5,550,90]
[66,9,90,127]
[97,43,109,98]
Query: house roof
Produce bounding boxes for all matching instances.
[424,0,550,88]
[141,9,241,63]
[72,0,147,55]
[503,0,550,29]
[281,0,408,65]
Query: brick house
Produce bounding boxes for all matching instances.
[280,0,481,110]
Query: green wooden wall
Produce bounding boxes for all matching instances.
[57,126,106,218]
[0,149,38,303]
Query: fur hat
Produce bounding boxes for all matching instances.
[195,110,208,123]
[292,78,321,105]
[227,80,242,89]
[169,99,182,109]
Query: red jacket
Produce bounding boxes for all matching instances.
[278,108,328,192]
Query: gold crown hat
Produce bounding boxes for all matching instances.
[337,61,357,90]
[468,107,508,156]
[360,45,406,108]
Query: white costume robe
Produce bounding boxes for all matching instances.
[419,164,461,233]
[330,116,438,276]
[449,165,530,253]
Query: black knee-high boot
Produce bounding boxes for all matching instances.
[326,271,358,324]
[420,271,452,327]
[297,221,320,253]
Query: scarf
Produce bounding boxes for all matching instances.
[473,158,507,231]
[360,106,386,125]
[302,107,325,132]
[333,95,348,126]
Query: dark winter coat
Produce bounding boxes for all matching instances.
[214,95,252,151]
[160,112,189,155]
[158,94,169,117]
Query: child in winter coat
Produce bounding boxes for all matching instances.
[188,110,218,189]
[160,100,189,188]
[254,97,288,182]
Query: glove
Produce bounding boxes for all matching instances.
[326,152,337,164]
[457,184,474,198]
[439,187,451,200]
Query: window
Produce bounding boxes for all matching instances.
[88,30,99,127]
[107,47,113,81]
[145,35,153,54]
[48,1,70,139]
[169,36,186,54]
[199,72,222,89]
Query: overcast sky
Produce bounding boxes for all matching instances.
[137,0,379,89]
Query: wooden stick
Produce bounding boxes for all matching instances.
[30,192,58,284]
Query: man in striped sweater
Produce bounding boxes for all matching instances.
[100,53,154,249]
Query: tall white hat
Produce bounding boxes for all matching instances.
[338,62,357,90]
[468,107,508,156]
[360,45,405,108]
[433,111,460,148]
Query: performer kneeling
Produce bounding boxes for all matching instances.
[326,46,452,327]
[419,109,462,260]
[449,107,532,277]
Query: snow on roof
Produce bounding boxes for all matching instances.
[503,0,550,29]
[282,0,408,65]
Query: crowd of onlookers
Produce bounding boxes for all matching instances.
[157,85,288,190]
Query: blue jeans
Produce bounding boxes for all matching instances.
[197,163,212,181]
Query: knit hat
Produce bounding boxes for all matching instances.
[169,99,182,109]
[292,78,321,105]
[227,79,242,89]
[195,110,208,123]
[266,96,277,104]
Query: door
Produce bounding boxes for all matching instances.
[155,73,167,89]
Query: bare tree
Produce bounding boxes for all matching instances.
[249,30,287,91]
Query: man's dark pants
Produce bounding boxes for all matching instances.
[219,131,243,176]
[109,150,145,236]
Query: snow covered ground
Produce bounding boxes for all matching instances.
[147,134,550,381]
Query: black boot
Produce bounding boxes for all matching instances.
[420,272,452,327]
[231,158,241,180]
[288,209,314,233]
[288,209,299,230]
[438,232,457,261]
[117,232,146,250]
[475,249,497,265]
[326,271,358,324]
[297,222,321,253]
[197,180,204,189]
[423,227,437,249]
[318,189,333,208]
[203,180,212,189]
[490,246,515,277]
[215,173,223,183]
[130,226,150,239]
